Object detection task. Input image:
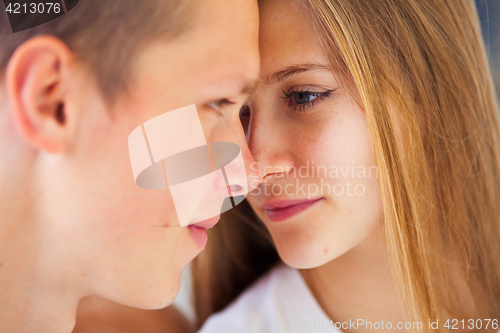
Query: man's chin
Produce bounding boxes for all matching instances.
[115,274,182,310]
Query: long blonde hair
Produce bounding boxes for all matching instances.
[192,0,500,330]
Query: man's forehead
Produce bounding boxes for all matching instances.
[202,72,258,97]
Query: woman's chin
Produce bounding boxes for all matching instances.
[275,241,336,270]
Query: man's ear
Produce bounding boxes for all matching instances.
[5,35,75,153]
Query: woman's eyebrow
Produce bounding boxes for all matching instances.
[265,63,330,85]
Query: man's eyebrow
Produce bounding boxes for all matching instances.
[212,75,257,96]
[265,63,330,85]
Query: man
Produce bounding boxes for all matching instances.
[0,0,260,332]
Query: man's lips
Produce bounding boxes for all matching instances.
[261,198,324,222]
[189,215,220,229]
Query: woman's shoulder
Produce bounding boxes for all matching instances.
[197,263,333,333]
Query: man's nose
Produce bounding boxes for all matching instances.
[206,113,262,194]
[239,136,261,192]
[209,139,253,197]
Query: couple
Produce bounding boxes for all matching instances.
[1,0,500,332]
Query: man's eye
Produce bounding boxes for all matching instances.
[208,99,235,111]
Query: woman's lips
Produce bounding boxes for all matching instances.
[262,198,324,222]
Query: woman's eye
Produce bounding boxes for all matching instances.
[281,87,335,112]
[239,104,250,119]
[239,104,251,134]
[293,91,321,105]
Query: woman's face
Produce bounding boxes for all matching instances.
[244,0,384,269]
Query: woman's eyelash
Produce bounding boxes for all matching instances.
[280,86,304,99]
[239,104,250,118]
[280,86,335,112]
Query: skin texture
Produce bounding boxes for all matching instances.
[244,0,407,330]
[0,0,259,332]
[73,298,193,333]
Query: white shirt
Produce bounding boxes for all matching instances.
[198,263,340,333]
[198,263,500,333]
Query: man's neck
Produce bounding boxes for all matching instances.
[0,182,80,333]
[0,276,78,333]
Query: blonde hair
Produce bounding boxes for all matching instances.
[193,0,500,330]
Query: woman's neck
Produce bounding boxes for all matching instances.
[300,224,408,333]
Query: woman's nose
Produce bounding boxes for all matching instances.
[246,111,294,184]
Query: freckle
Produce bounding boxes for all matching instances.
[323,247,329,254]
[350,211,353,214]
[148,285,151,288]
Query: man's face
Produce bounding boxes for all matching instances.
[54,0,259,308]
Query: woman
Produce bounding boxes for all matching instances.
[193,0,500,332]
